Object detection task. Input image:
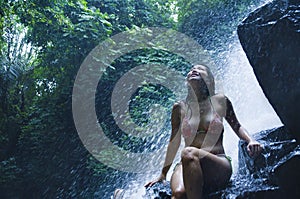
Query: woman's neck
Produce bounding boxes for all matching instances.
[186,91,210,103]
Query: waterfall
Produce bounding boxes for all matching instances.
[95,1,285,198]
[221,35,283,173]
[107,36,283,199]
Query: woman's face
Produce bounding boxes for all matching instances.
[186,65,214,97]
[186,65,209,82]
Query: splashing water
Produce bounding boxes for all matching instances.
[221,36,283,173]
[95,1,285,198]
[106,39,283,199]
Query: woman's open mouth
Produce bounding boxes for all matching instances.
[189,73,200,78]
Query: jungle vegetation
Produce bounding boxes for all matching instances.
[0,0,261,197]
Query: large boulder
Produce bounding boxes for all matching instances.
[239,127,300,198]
[237,0,300,140]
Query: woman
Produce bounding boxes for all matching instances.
[144,65,262,199]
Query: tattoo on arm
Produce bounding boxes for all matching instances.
[225,97,241,133]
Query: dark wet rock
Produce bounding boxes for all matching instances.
[271,152,300,197]
[237,1,300,196]
[238,127,297,176]
[237,0,300,140]
[144,182,171,199]
[239,127,300,198]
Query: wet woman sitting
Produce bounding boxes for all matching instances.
[145,65,263,199]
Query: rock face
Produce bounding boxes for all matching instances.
[237,0,300,140]
[239,127,300,198]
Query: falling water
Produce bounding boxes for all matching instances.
[94,1,285,199]
[221,36,283,173]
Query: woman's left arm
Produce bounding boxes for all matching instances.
[224,96,263,157]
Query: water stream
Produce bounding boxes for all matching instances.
[103,40,283,199]
[97,1,285,198]
[221,36,283,173]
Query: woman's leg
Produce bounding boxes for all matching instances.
[170,163,187,199]
[181,147,232,199]
[181,147,204,199]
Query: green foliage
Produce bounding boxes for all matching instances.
[129,83,175,127]
[176,0,261,21]
[0,0,180,197]
[0,0,262,197]
[87,155,110,175]
[0,158,20,184]
[0,1,36,168]
[95,48,189,156]
[88,0,177,31]
[177,0,262,53]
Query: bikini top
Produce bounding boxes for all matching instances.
[180,100,224,139]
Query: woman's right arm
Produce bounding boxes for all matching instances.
[144,102,182,187]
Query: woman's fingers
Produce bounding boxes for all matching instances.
[145,173,167,188]
[255,145,260,154]
[247,142,263,157]
[144,181,153,187]
[247,144,253,156]
[145,177,166,188]
[144,180,157,188]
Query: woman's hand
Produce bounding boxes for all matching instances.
[247,140,263,157]
[144,173,166,188]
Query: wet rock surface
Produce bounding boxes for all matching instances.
[144,182,171,199]
[237,0,300,140]
[239,127,300,198]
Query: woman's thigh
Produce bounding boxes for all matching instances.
[170,150,232,194]
[200,152,232,191]
[170,163,185,193]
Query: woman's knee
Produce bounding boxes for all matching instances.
[172,188,186,199]
[181,147,196,161]
[181,147,205,163]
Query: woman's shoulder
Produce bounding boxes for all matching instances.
[171,101,185,120]
[211,93,229,116]
[211,93,228,104]
[173,100,185,110]
[172,100,189,115]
